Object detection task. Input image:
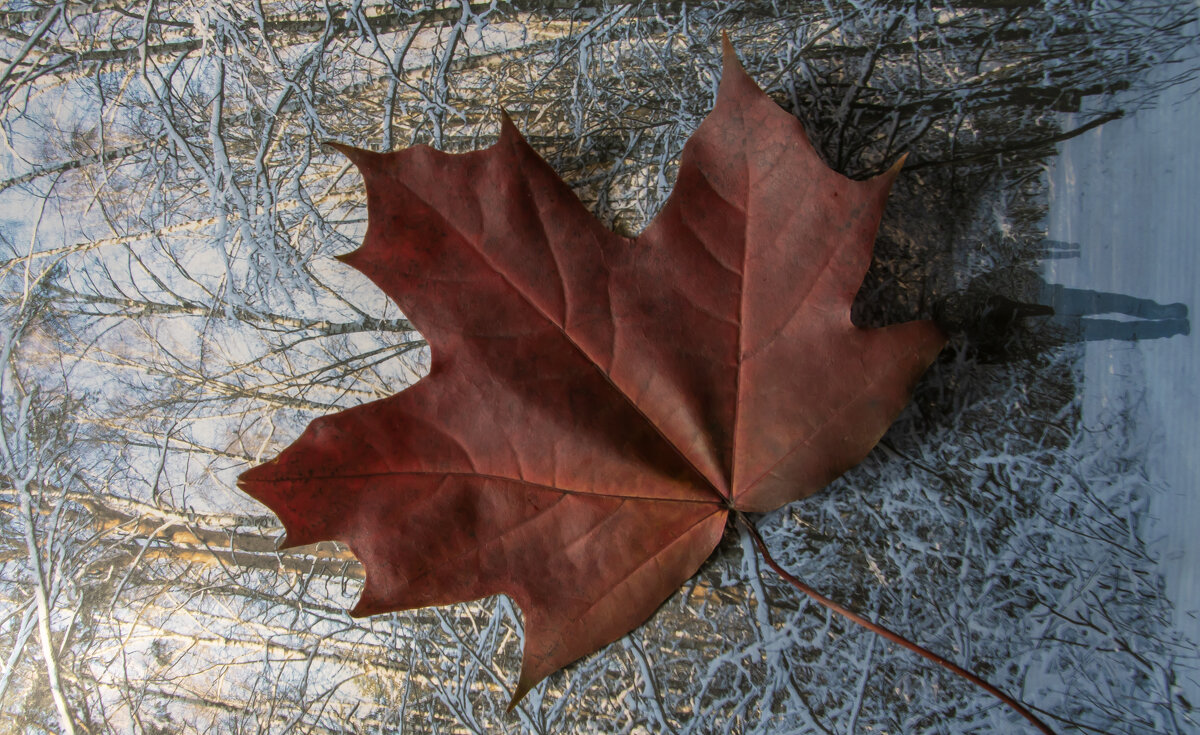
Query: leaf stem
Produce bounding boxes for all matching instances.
[736,512,1056,735]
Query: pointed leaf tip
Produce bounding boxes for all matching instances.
[323,141,379,169]
[507,676,533,713]
[720,31,740,69]
[332,249,367,270]
[497,107,525,146]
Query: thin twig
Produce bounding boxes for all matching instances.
[906,110,1123,171]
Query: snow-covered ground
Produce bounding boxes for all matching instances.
[1047,47,1199,646]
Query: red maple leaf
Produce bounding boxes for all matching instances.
[239,40,945,703]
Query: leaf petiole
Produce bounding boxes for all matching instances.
[736,511,1057,735]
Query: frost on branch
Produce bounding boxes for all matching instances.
[0,1,1196,733]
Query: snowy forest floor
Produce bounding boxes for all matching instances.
[1047,33,1200,670]
[4,3,1200,733]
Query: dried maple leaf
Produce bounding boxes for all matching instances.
[240,40,946,702]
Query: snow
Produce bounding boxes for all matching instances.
[1046,26,1200,686]
[5,4,1199,731]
